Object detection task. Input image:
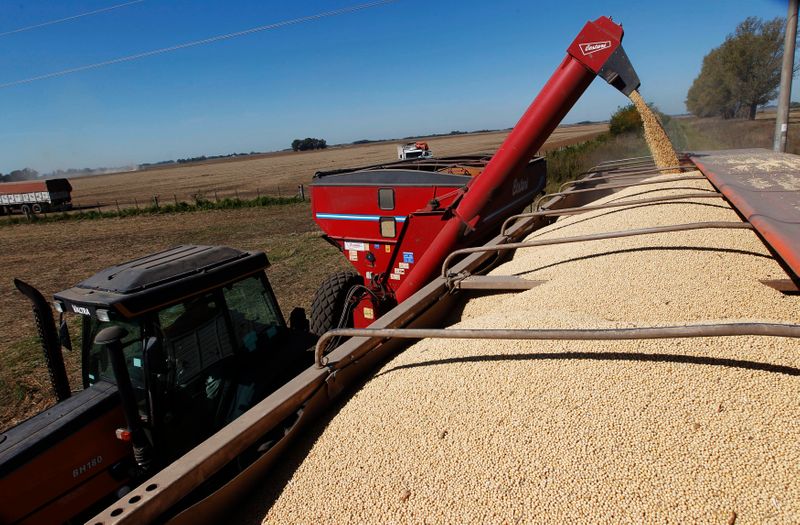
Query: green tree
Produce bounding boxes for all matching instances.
[291,137,327,151]
[686,47,738,118]
[3,168,38,182]
[608,104,642,135]
[686,17,787,120]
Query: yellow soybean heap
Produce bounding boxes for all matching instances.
[253,174,800,523]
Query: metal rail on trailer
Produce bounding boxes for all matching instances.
[691,149,800,284]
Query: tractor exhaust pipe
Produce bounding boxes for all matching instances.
[95,326,154,471]
[14,278,71,402]
[395,16,640,302]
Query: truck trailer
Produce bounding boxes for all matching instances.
[0,178,73,215]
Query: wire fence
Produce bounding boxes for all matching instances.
[70,184,306,213]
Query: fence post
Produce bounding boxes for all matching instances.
[115,200,121,214]
[277,186,282,198]
[215,191,219,203]
[174,194,178,206]
[96,202,102,213]
[298,184,305,201]
[153,195,159,209]
[134,197,139,209]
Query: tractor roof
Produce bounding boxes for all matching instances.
[54,245,269,319]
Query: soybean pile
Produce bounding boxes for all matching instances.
[629,89,680,172]
[258,175,800,523]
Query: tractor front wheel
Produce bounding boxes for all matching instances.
[309,270,363,336]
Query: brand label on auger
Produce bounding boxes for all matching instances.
[579,41,611,55]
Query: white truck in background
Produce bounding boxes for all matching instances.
[397,141,433,160]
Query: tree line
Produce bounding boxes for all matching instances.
[0,168,38,183]
[687,16,791,119]
[291,138,327,151]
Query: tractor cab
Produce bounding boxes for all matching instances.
[55,245,315,457]
[3,246,314,524]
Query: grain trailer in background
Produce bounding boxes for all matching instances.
[0,178,72,215]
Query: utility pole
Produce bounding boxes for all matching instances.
[774,0,799,152]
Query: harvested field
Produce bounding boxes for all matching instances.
[254,174,800,523]
[67,125,606,207]
[0,203,350,430]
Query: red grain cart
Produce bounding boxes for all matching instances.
[309,15,640,333]
[309,155,546,332]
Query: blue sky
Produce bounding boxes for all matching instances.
[0,0,794,173]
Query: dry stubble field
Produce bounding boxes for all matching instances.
[69,125,606,205]
[0,124,605,430]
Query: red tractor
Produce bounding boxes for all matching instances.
[2,246,315,524]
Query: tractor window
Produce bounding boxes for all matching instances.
[159,294,234,387]
[85,318,143,389]
[223,276,282,352]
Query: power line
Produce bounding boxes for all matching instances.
[0,0,146,38]
[0,0,397,89]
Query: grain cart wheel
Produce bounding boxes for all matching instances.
[32,203,42,213]
[310,270,363,336]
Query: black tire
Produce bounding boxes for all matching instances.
[309,270,363,336]
[32,203,42,213]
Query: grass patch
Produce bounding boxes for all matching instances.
[544,132,649,193]
[669,115,800,153]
